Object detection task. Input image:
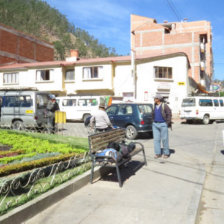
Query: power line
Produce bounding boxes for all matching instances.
[166,0,182,21]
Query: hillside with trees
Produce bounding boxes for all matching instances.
[0,0,117,59]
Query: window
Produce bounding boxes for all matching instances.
[182,98,195,107]
[36,94,49,109]
[62,99,76,106]
[3,73,19,84]
[2,96,20,107]
[219,100,224,106]
[117,105,133,115]
[154,66,172,79]
[106,105,118,116]
[19,95,33,107]
[78,98,98,106]
[36,70,51,81]
[83,67,102,79]
[65,69,75,81]
[138,105,152,114]
[199,99,213,107]
[213,99,219,107]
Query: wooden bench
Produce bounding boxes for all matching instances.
[88,128,147,187]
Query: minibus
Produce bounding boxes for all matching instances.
[56,96,102,122]
[180,96,224,124]
[0,89,51,129]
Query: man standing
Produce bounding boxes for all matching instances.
[47,95,59,133]
[90,102,113,133]
[152,94,172,159]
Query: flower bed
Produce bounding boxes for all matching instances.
[0,130,90,216]
[0,130,87,177]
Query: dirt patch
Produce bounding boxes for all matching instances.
[0,145,12,151]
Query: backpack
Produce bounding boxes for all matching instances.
[107,142,120,151]
[84,116,91,127]
[127,142,136,153]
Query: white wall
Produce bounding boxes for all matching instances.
[136,56,189,113]
[0,56,190,114]
[114,64,133,97]
[74,64,113,91]
[114,56,189,114]
[0,67,63,92]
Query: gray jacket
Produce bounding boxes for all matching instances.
[90,109,112,129]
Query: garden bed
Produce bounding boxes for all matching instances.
[0,129,89,215]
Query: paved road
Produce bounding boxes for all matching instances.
[26,121,224,224]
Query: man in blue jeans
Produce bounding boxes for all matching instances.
[152,94,172,159]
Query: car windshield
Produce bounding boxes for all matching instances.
[181,98,195,107]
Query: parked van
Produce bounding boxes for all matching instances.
[0,89,50,129]
[180,96,224,124]
[56,96,102,122]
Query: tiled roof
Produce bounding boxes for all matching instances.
[0,52,189,71]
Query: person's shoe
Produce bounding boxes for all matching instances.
[154,154,161,159]
[163,154,170,159]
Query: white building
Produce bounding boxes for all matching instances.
[0,51,192,114]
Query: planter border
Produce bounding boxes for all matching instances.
[0,166,109,224]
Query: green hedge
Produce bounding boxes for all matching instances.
[0,152,81,177]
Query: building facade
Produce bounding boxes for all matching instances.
[0,23,54,65]
[0,51,191,114]
[131,14,213,92]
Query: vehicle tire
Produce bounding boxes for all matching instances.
[126,125,138,140]
[203,115,210,125]
[12,120,24,130]
[186,120,192,124]
[83,114,91,123]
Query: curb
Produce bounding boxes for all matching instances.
[0,166,109,224]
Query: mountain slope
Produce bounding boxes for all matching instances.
[0,0,117,59]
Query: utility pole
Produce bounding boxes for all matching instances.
[131,30,136,100]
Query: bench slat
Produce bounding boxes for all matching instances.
[89,129,126,152]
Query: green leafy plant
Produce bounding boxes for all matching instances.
[0,152,81,177]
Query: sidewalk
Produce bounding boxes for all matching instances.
[24,138,204,223]
[24,122,224,224]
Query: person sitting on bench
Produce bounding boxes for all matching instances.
[90,102,113,133]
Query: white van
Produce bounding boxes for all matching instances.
[180,96,224,124]
[56,96,102,122]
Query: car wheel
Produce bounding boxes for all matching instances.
[126,125,138,140]
[12,120,24,130]
[203,115,210,125]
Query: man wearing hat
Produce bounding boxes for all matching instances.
[90,101,113,132]
[47,95,60,133]
[152,94,172,159]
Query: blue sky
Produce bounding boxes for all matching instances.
[44,0,224,80]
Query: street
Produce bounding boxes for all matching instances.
[26,121,224,224]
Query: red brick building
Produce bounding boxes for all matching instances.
[0,23,54,65]
[131,15,213,91]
